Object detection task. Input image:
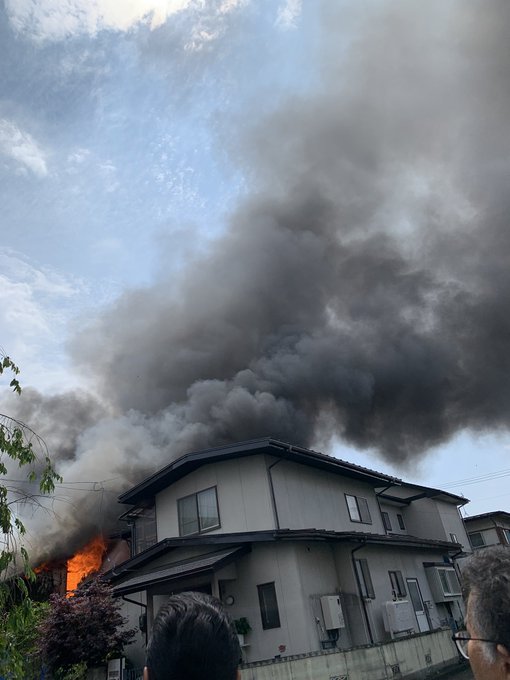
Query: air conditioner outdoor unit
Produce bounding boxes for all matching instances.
[383,600,415,635]
[320,595,346,630]
[425,566,462,602]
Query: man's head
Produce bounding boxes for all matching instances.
[143,591,240,680]
[461,546,510,680]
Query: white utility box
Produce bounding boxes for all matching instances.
[383,600,415,635]
[320,595,345,630]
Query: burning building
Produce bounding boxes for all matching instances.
[33,535,130,598]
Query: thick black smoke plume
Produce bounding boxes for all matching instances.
[4,0,510,559]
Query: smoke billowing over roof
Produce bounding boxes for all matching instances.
[2,0,510,560]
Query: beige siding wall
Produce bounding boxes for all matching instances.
[379,502,408,535]
[219,544,310,661]
[402,498,444,541]
[155,455,275,539]
[436,501,470,548]
[269,460,385,534]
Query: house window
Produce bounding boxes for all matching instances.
[381,511,392,531]
[437,567,461,596]
[257,582,281,629]
[450,533,458,543]
[345,494,372,524]
[389,570,406,598]
[123,505,157,556]
[397,514,406,530]
[354,558,375,599]
[178,487,220,536]
[469,531,485,549]
[503,529,510,545]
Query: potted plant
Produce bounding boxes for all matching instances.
[233,617,251,646]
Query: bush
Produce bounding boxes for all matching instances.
[38,576,135,675]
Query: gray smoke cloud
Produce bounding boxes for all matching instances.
[5,0,510,560]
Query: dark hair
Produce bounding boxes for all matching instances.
[461,545,510,651]
[145,591,240,680]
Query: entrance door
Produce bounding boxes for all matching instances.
[406,578,430,632]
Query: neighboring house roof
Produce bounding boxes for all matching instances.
[464,510,510,523]
[112,546,249,596]
[106,528,465,584]
[119,437,403,506]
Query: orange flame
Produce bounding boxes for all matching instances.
[66,536,106,596]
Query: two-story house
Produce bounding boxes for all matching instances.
[463,511,510,550]
[107,438,470,667]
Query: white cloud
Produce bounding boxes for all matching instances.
[276,0,302,29]
[0,119,48,177]
[0,249,86,391]
[5,0,245,42]
[67,148,91,165]
[98,160,119,192]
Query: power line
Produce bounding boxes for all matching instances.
[441,468,510,489]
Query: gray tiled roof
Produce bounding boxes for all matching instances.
[113,546,243,595]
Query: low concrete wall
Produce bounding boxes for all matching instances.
[241,629,462,680]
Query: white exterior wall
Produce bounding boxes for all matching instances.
[379,503,408,535]
[269,460,385,534]
[436,502,470,548]
[219,544,310,662]
[118,538,465,667]
[155,455,390,539]
[155,455,275,538]
[402,498,445,541]
[465,516,510,548]
[292,543,346,650]
[467,524,500,547]
[331,545,464,644]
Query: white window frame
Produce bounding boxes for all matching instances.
[436,567,461,596]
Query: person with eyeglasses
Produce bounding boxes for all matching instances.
[453,545,510,680]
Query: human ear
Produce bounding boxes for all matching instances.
[496,645,510,677]
[143,667,150,680]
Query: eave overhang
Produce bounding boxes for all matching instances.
[106,529,463,583]
[112,545,250,597]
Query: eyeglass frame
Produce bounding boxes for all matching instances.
[452,631,501,659]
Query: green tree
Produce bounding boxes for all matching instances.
[0,353,62,678]
[0,599,49,679]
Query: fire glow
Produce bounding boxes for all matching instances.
[66,535,106,596]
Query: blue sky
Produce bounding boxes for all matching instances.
[1,0,509,542]
[0,0,317,385]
